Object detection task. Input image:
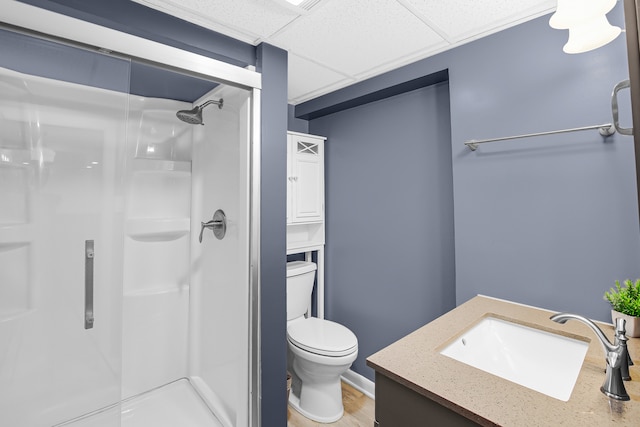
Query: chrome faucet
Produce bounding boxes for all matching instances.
[550,313,629,401]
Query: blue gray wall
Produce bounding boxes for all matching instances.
[0,28,131,93]
[298,2,640,382]
[16,2,289,425]
[0,27,219,103]
[288,104,309,134]
[256,43,288,427]
[309,83,456,381]
[448,6,640,321]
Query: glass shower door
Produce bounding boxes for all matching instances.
[0,29,129,426]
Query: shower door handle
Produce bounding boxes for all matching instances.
[84,240,94,329]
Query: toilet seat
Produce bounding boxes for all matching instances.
[288,318,357,357]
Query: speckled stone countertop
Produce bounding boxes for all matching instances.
[367,295,640,426]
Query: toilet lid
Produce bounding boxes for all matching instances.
[288,318,358,357]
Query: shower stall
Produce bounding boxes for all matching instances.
[0,9,260,427]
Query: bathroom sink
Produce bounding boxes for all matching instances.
[440,316,588,401]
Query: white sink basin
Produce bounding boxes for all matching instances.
[440,316,588,401]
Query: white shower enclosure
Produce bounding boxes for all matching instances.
[0,7,260,427]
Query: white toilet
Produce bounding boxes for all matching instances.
[286,261,358,423]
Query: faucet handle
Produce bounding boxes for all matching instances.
[614,318,633,380]
[615,317,627,336]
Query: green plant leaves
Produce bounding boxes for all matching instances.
[604,279,640,317]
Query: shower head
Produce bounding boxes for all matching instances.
[176,98,223,125]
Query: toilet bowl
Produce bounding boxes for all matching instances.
[286,261,358,423]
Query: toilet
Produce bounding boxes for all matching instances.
[286,261,358,423]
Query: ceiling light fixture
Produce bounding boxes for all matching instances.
[562,15,622,54]
[273,0,323,13]
[549,0,621,53]
[550,0,615,29]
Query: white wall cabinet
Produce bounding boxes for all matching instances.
[287,132,325,224]
[286,131,327,318]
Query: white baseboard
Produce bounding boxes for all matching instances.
[341,369,375,400]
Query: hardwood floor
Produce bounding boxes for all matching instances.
[287,381,375,427]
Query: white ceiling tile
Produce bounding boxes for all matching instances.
[133,0,301,43]
[402,0,556,41]
[288,53,354,103]
[133,0,561,103]
[350,43,446,81]
[270,0,445,77]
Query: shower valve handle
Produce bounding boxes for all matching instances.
[199,220,223,242]
[199,210,227,242]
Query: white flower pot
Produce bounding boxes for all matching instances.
[612,310,640,338]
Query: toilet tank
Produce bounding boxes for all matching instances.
[286,261,317,321]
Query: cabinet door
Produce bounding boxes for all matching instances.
[291,136,324,222]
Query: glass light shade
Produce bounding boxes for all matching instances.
[550,0,616,29]
[563,15,621,54]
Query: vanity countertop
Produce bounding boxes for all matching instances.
[366,295,640,426]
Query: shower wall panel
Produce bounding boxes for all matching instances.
[189,85,251,426]
[121,96,193,399]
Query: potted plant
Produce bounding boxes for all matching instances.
[604,279,640,338]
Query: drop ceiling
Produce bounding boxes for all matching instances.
[133,0,557,105]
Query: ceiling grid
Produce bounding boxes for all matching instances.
[133,0,557,104]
